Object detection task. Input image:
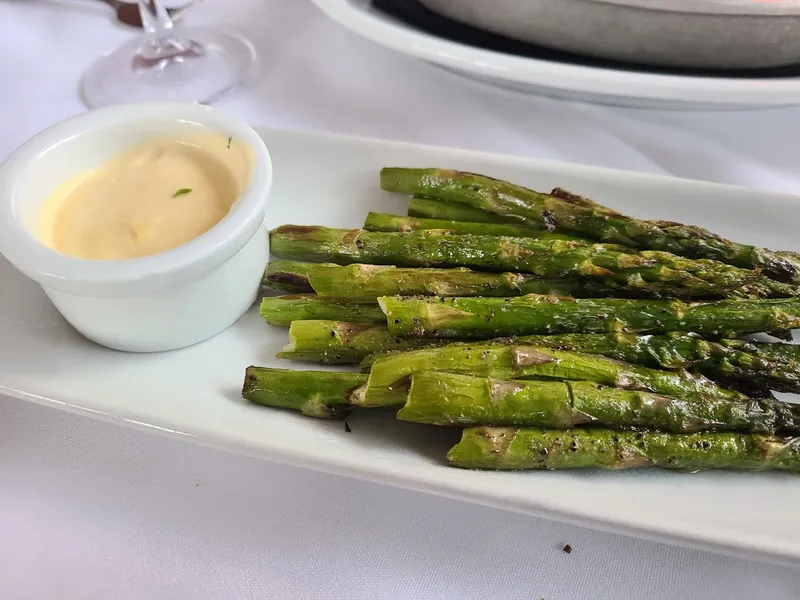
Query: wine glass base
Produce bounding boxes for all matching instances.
[81,27,259,108]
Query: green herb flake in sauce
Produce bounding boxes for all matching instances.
[172,188,192,198]
[227,136,232,149]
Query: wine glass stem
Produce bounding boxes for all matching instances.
[137,0,174,35]
[134,0,204,68]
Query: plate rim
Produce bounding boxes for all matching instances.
[6,378,800,568]
[588,0,800,16]
[310,0,800,106]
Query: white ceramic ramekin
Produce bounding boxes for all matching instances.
[0,103,272,352]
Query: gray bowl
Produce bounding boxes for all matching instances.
[417,0,800,69]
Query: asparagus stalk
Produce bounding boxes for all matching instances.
[351,344,747,408]
[484,331,775,371]
[259,295,385,327]
[408,195,526,224]
[242,366,366,419]
[734,278,800,300]
[508,332,800,393]
[363,212,578,240]
[712,377,774,400]
[337,328,800,394]
[400,372,800,433]
[263,259,335,292]
[379,294,800,339]
[269,226,765,298]
[268,256,797,303]
[289,323,702,369]
[518,333,800,392]
[308,263,642,303]
[447,427,800,472]
[380,167,800,283]
[277,320,444,365]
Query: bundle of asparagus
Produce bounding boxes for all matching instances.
[244,167,800,473]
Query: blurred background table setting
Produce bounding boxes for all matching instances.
[3,0,800,598]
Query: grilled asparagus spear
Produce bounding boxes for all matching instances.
[362,212,577,240]
[277,319,800,393]
[268,257,797,303]
[408,195,525,224]
[277,320,444,365]
[400,372,800,433]
[307,263,638,302]
[269,226,764,298]
[242,366,366,419]
[380,294,800,339]
[506,332,800,393]
[380,167,800,283]
[284,323,795,372]
[447,427,800,472]
[351,344,747,408]
[259,295,385,327]
[263,259,335,292]
[357,334,800,394]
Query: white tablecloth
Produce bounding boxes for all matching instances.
[2,1,800,598]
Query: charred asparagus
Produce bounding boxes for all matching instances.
[447,427,800,471]
[259,295,385,327]
[351,344,747,408]
[400,372,800,433]
[380,294,800,339]
[380,167,800,283]
[242,366,366,419]
[270,226,765,298]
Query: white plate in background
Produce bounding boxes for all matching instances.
[1,127,800,565]
[310,0,800,109]
[600,0,800,14]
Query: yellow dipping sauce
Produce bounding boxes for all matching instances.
[38,133,253,261]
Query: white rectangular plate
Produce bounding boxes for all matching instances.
[2,128,800,565]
